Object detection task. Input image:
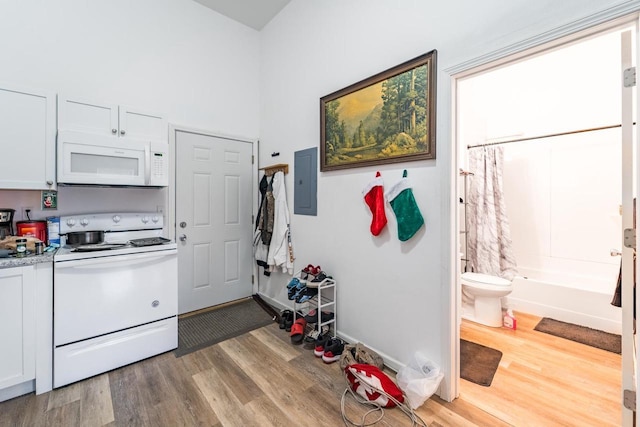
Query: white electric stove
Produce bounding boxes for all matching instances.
[53,212,178,388]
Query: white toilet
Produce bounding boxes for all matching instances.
[461,272,513,327]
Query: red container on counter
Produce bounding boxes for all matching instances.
[16,220,47,243]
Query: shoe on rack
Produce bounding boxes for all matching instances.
[303,329,321,350]
[288,283,307,301]
[295,287,318,303]
[304,310,334,324]
[308,271,332,287]
[287,277,305,289]
[313,333,331,357]
[322,338,345,364]
[301,264,319,279]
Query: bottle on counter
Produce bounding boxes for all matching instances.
[35,241,43,255]
[16,238,27,257]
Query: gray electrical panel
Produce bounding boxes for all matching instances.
[294,147,317,216]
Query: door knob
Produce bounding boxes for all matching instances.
[611,248,622,257]
[179,234,187,242]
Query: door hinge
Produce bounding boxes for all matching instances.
[252,155,254,164]
[251,214,254,224]
[624,67,636,87]
[624,228,636,250]
[624,389,636,411]
[251,275,254,284]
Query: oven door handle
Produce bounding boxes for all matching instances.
[55,250,176,269]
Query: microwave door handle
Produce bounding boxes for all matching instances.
[144,144,151,185]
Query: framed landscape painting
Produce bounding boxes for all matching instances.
[320,50,437,171]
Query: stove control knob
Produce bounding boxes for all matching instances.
[112,215,121,223]
[80,218,89,226]
[152,215,159,223]
[66,218,76,227]
[141,216,149,224]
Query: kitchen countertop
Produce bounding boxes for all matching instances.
[0,250,56,269]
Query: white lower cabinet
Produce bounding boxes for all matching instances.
[0,266,36,397]
[0,263,53,402]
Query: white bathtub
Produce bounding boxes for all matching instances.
[506,267,621,334]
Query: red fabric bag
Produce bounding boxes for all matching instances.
[345,364,405,408]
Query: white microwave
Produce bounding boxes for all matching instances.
[57,130,169,187]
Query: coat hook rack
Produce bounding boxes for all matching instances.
[260,163,288,176]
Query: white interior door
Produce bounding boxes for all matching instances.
[620,28,637,426]
[175,130,253,314]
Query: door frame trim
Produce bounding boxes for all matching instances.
[446,10,640,405]
[168,124,259,292]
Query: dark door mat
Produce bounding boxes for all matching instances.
[175,298,275,357]
[460,339,502,387]
[534,317,621,354]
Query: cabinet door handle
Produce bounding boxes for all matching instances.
[112,128,117,134]
[120,130,126,135]
[46,180,53,185]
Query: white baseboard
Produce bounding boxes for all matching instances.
[0,379,34,403]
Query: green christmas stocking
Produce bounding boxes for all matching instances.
[385,170,424,241]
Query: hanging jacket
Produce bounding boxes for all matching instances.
[267,171,293,274]
[259,176,275,245]
[254,175,270,274]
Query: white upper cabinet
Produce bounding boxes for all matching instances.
[58,96,167,141]
[57,96,118,137]
[0,84,56,190]
[119,106,167,140]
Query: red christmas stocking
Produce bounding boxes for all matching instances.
[363,171,387,236]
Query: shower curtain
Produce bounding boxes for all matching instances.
[467,146,518,280]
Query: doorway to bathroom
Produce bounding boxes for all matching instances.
[452,17,638,425]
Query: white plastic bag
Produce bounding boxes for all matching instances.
[396,352,444,409]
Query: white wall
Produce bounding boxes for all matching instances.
[257,0,638,397]
[0,0,261,218]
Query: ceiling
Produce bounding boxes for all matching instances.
[193,0,292,30]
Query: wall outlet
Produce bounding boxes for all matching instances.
[22,207,33,220]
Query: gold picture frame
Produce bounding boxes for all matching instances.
[320,50,437,171]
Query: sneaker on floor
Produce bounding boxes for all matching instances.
[279,310,293,330]
[322,338,345,364]
[313,333,331,357]
[339,344,357,371]
[355,342,384,370]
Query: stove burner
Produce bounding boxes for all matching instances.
[129,237,171,247]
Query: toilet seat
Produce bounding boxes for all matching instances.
[461,272,510,287]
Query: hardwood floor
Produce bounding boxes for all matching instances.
[460,311,622,426]
[0,312,621,426]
